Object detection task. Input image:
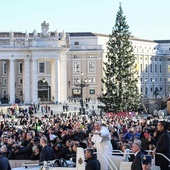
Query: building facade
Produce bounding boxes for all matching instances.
[0,21,69,104]
[0,21,170,104]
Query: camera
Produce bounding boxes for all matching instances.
[144,127,155,133]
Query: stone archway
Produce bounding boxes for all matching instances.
[38,80,51,102]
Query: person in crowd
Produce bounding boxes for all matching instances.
[74,125,88,141]
[111,135,119,150]
[62,129,76,144]
[141,155,152,170]
[62,139,75,160]
[123,127,134,142]
[0,103,170,170]
[45,127,57,145]
[20,131,33,148]
[110,126,119,139]
[85,148,101,170]
[52,142,66,159]
[147,144,155,157]
[30,145,40,160]
[39,136,55,163]
[0,144,9,157]
[0,135,8,147]
[6,137,14,151]
[155,121,170,170]
[134,125,142,139]
[121,143,133,161]
[91,121,113,170]
[8,143,28,160]
[71,142,82,163]
[0,150,11,170]
[140,130,151,150]
[131,139,145,170]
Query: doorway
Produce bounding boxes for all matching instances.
[38,80,51,102]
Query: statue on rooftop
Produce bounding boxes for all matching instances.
[10,30,14,40]
[25,30,29,40]
[61,30,66,40]
[54,29,59,39]
[41,21,49,37]
[33,29,37,38]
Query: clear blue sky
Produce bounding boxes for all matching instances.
[0,0,169,40]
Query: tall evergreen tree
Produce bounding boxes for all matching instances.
[100,4,140,113]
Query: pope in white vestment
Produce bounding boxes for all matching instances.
[91,121,113,170]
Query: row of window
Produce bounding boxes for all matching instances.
[72,89,95,95]
[141,87,162,93]
[140,64,162,73]
[3,61,165,75]
[73,77,95,84]
[1,78,22,86]
[2,62,45,74]
[3,61,95,75]
[73,61,95,73]
[1,90,23,96]
[141,77,163,83]
[73,55,95,58]
[3,62,22,74]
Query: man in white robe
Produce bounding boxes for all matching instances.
[91,121,113,170]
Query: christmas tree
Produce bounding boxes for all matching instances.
[100,4,140,113]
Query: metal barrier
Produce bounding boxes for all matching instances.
[11,148,170,170]
[105,150,170,170]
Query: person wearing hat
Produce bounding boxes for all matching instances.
[141,155,152,170]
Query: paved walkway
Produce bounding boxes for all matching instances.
[0,100,103,117]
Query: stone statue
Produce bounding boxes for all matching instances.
[10,30,14,40]
[33,29,37,38]
[66,33,70,47]
[41,21,49,37]
[61,30,66,40]
[54,29,59,39]
[25,30,29,40]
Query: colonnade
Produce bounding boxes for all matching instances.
[6,57,62,105]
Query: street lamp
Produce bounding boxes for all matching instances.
[74,72,89,114]
[152,79,155,98]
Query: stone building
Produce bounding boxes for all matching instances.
[0,21,169,104]
[0,21,69,104]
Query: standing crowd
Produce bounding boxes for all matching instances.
[0,104,170,170]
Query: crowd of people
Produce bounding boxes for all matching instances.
[0,103,170,170]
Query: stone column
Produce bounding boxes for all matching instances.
[59,51,67,102]
[51,59,60,103]
[31,59,38,104]
[8,59,15,104]
[23,59,31,104]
